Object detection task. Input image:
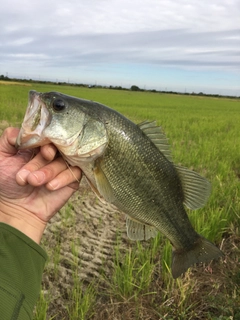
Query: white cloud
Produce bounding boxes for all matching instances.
[0,0,239,94]
[1,0,239,34]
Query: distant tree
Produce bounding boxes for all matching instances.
[131,85,140,91]
[0,75,9,80]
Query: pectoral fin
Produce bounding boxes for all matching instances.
[93,159,116,203]
[175,165,211,210]
[84,176,107,204]
[126,216,159,240]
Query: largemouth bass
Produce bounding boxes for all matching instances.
[16,91,223,278]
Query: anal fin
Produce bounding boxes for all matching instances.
[126,216,159,240]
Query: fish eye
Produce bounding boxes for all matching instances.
[52,99,66,112]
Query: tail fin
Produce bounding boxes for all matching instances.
[171,236,224,279]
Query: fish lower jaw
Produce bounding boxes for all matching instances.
[16,132,50,149]
[61,153,99,167]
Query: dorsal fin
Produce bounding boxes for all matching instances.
[175,165,211,210]
[138,121,210,210]
[138,120,172,162]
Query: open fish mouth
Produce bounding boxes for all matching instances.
[16,90,108,161]
[16,91,51,149]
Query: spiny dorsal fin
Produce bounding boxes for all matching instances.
[126,216,159,240]
[175,165,211,210]
[138,120,172,161]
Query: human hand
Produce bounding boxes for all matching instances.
[0,127,81,243]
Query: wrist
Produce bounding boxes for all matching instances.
[0,200,47,244]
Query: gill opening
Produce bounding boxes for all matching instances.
[58,150,81,183]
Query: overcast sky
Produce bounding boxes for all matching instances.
[1,0,239,95]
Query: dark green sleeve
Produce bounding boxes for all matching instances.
[0,223,47,319]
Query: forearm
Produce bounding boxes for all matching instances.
[0,200,46,244]
[0,223,47,319]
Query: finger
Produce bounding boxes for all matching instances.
[22,157,70,187]
[0,127,20,154]
[40,144,58,161]
[16,150,52,185]
[68,180,81,191]
[46,166,82,190]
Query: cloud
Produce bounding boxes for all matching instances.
[1,0,239,34]
[0,0,239,94]
[1,28,239,70]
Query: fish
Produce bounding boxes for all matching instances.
[16,90,224,278]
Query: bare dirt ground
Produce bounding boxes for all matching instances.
[41,178,130,318]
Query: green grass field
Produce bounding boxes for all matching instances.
[0,81,240,319]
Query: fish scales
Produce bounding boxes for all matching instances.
[98,110,199,249]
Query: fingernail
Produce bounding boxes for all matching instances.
[48,180,59,190]
[32,171,45,184]
[17,169,30,183]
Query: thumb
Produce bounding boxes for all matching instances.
[0,127,20,155]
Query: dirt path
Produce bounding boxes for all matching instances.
[41,179,129,316]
